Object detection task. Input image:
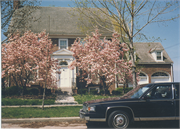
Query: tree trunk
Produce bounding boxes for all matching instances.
[102,76,106,96]
[130,0,137,88]
[42,45,49,110]
[42,84,46,110]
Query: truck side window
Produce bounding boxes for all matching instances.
[145,85,172,99]
[175,84,179,99]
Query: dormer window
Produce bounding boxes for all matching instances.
[59,39,68,49]
[156,51,163,61]
[149,47,164,62]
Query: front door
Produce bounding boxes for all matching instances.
[59,67,70,88]
[138,84,175,119]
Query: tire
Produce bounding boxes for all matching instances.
[108,110,129,129]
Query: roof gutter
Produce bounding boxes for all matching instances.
[137,62,173,65]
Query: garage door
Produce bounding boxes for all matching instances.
[139,72,148,85]
[151,72,170,83]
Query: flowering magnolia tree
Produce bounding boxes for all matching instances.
[2,30,60,96]
[69,29,137,94]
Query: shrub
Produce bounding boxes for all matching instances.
[2,88,7,96]
[99,89,110,95]
[77,88,88,95]
[45,89,52,96]
[112,87,133,95]
[28,88,39,95]
[23,88,39,95]
[89,89,98,95]
[2,86,21,96]
[40,88,52,96]
[112,90,122,95]
[124,87,133,93]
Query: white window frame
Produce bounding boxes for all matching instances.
[58,39,68,49]
[156,51,163,61]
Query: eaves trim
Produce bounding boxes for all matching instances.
[137,62,173,65]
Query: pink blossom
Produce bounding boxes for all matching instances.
[70,29,135,88]
[2,30,60,89]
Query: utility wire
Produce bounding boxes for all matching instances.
[171,56,180,59]
[164,43,179,49]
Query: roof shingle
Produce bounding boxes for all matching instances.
[134,42,173,64]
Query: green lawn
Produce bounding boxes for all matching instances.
[2,106,82,118]
[2,98,55,106]
[1,94,121,119]
[74,94,119,104]
[2,95,119,105]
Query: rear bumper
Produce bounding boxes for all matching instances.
[79,109,106,122]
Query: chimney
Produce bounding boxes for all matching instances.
[13,0,20,10]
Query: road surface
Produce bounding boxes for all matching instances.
[2,120,179,128]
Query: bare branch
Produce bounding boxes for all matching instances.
[147,0,156,22]
[134,0,148,15]
[133,1,179,37]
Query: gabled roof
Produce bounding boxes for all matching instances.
[52,48,73,56]
[6,7,113,38]
[134,42,173,64]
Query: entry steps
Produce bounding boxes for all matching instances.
[55,95,78,105]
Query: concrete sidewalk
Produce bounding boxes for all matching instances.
[1,104,82,108]
[2,117,83,123]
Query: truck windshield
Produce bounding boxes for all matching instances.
[131,86,150,98]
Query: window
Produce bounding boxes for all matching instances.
[175,84,179,99]
[145,85,172,99]
[59,39,68,49]
[156,51,163,61]
[152,72,168,77]
[59,60,68,65]
[131,86,150,98]
[139,73,146,77]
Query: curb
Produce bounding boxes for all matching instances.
[2,104,83,108]
[2,117,84,123]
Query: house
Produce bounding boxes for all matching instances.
[5,5,113,94]
[4,4,173,94]
[134,42,173,84]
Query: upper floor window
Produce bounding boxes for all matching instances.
[59,39,68,49]
[156,51,163,61]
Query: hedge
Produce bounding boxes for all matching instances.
[2,86,52,96]
[112,87,133,95]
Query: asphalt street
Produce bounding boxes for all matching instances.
[2,119,179,129]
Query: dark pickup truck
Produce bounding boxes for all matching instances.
[79,82,179,128]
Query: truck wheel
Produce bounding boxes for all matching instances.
[108,110,129,129]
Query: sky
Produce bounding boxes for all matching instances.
[1,0,180,82]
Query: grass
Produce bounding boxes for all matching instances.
[2,95,119,105]
[2,106,82,118]
[2,94,120,119]
[2,98,55,106]
[74,94,119,104]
